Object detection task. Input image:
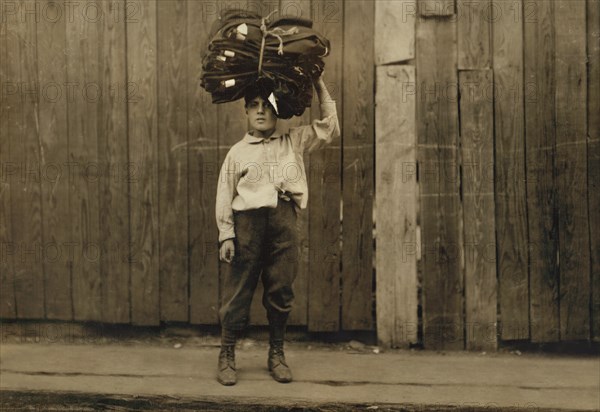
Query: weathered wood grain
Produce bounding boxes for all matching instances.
[188,0,220,325]
[555,0,590,341]
[0,0,16,318]
[157,0,189,322]
[65,0,101,321]
[9,0,45,319]
[98,0,130,324]
[419,0,454,16]
[342,0,374,331]
[375,0,416,64]
[308,0,343,332]
[587,0,600,342]
[416,16,464,350]
[127,0,160,325]
[375,65,418,347]
[524,0,559,342]
[457,0,491,69]
[459,69,497,350]
[492,0,529,341]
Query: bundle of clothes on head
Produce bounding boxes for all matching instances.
[200,9,330,119]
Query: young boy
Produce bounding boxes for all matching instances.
[215,75,339,385]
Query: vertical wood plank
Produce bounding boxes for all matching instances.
[375,0,416,64]
[492,0,529,341]
[524,0,559,342]
[419,0,454,16]
[9,0,45,319]
[157,0,189,322]
[588,0,600,342]
[342,0,374,331]
[65,0,101,321]
[278,0,311,327]
[98,0,130,324]
[188,0,220,325]
[459,70,497,351]
[416,16,464,350]
[0,0,17,318]
[555,0,590,341]
[457,0,491,69]
[127,0,160,325]
[375,65,418,347]
[308,0,343,332]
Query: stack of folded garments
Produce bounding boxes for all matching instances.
[200,9,330,119]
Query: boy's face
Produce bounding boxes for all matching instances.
[245,96,277,134]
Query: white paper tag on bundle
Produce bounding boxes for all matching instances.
[268,92,279,115]
[237,23,248,35]
[223,79,235,88]
[224,50,235,57]
[217,55,226,61]
[236,23,248,40]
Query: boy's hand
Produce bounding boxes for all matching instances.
[219,239,235,263]
[313,72,333,103]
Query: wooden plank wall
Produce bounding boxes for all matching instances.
[307,0,343,332]
[459,70,497,351]
[341,0,374,331]
[374,0,418,348]
[492,0,530,342]
[416,11,464,351]
[0,0,16,318]
[98,0,129,325]
[0,0,376,333]
[554,0,590,340]
[127,0,160,325]
[371,0,597,349]
[525,0,559,343]
[3,0,45,320]
[588,0,600,342]
[188,0,220,325]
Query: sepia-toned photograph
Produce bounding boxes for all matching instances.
[0,0,598,410]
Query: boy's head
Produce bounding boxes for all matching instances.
[244,87,277,134]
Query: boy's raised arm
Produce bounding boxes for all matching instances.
[289,75,341,152]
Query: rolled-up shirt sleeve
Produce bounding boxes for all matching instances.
[215,152,238,244]
[290,101,341,153]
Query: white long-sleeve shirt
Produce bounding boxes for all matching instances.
[215,101,340,243]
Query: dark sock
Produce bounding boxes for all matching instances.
[221,328,237,348]
[269,322,286,347]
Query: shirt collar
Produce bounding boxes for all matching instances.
[243,131,282,144]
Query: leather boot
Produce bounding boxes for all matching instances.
[268,342,292,383]
[217,345,237,386]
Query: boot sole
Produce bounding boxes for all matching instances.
[270,373,292,383]
[268,366,292,383]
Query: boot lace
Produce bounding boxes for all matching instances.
[220,346,235,365]
[270,344,287,365]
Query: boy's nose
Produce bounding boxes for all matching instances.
[257,102,265,114]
